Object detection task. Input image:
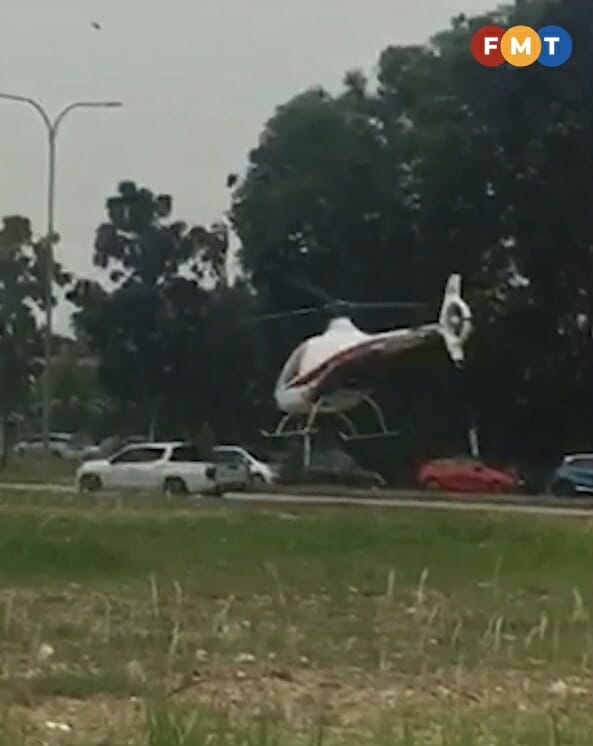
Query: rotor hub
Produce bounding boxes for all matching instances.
[444,298,472,343]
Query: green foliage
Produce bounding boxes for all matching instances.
[47,341,109,436]
[231,84,416,307]
[0,216,70,432]
[67,182,264,441]
[0,217,42,420]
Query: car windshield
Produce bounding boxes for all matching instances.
[171,445,204,462]
[216,446,267,463]
[567,457,593,469]
[242,447,268,462]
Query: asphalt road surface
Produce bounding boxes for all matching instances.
[0,482,592,517]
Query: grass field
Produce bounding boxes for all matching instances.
[0,455,76,485]
[0,490,591,744]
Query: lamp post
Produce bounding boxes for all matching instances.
[0,94,122,451]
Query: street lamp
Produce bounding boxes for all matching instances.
[0,94,122,452]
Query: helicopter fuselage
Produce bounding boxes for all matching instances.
[274,316,439,416]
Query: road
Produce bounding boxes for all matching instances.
[228,492,593,517]
[0,482,592,517]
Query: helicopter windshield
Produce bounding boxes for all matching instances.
[278,342,307,386]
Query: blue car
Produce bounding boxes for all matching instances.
[550,454,593,496]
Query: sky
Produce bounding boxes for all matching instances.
[0,0,496,334]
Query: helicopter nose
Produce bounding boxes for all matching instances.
[275,384,309,414]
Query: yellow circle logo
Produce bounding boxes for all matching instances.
[500,25,542,66]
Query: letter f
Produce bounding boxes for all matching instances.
[484,36,499,54]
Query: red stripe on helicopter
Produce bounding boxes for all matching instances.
[286,338,384,389]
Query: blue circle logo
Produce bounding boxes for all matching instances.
[537,25,572,67]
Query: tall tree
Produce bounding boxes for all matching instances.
[69,182,209,437]
[389,0,593,461]
[69,182,263,441]
[230,81,418,308]
[0,216,71,461]
[0,217,42,423]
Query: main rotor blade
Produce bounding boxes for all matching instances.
[245,300,427,323]
[347,301,427,310]
[285,276,427,312]
[246,307,320,322]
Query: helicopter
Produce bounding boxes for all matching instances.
[258,274,473,464]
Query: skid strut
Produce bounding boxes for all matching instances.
[262,394,399,468]
[338,395,399,441]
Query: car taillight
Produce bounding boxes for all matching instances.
[206,466,216,481]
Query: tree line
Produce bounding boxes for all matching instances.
[1,0,592,471]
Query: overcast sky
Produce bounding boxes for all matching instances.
[0,0,495,333]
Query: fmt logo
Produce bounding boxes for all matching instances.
[471,25,572,67]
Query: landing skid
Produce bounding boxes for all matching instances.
[260,428,319,439]
[262,395,399,467]
[260,414,318,440]
[338,430,400,442]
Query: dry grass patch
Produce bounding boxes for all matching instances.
[0,494,591,743]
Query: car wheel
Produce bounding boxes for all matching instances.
[491,482,506,493]
[79,474,102,493]
[163,477,189,497]
[424,478,441,491]
[552,479,575,498]
[249,473,266,489]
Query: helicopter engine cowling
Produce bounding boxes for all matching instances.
[438,275,473,366]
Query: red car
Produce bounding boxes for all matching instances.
[417,458,521,494]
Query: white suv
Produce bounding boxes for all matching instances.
[212,446,278,489]
[14,433,97,460]
[76,442,220,496]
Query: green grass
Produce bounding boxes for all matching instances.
[0,454,76,484]
[0,491,591,743]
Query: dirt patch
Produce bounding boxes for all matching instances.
[171,664,592,722]
[7,694,144,744]
[8,664,590,744]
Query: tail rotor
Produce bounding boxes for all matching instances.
[438,274,473,366]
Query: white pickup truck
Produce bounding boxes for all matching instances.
[75,441,221,496]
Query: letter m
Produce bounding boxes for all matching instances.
[511,36,531,55]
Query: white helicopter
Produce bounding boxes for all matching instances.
[260,274,473,463]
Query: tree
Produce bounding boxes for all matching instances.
[68,181,264,441]
[0,216,71,462]
[386,0,593,461]
[230,82,418,309]
[69,182,206,437]
[47,338,110,437]
[0,217,42,422]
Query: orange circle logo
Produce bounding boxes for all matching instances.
[500,25,542,66]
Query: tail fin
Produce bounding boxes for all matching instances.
[438,274,472,366]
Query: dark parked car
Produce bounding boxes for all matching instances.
[282,447,385,488]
